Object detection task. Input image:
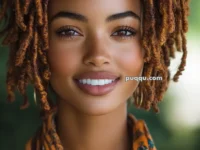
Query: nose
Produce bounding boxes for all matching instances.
[83,34,111,67]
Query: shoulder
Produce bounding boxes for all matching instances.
[128,113,157,150]
[24,125,44,150]
[134,120,157,150]
[25,137,33,150]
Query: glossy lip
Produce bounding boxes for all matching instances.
[74,78,120,96]
[74,71,120,96]
[74,71,120,80]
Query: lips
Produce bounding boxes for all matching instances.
[74,71,120,80]
[73,71,120,96]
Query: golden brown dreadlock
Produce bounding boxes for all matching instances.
[0,0,190,149]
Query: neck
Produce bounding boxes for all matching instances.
[55,100,132,150]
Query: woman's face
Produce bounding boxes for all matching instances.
[48,0,143,115]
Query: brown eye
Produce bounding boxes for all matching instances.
[55,26,82,39]
[113,30,134,36]
[57,29,79,36]
[112,26,137,37]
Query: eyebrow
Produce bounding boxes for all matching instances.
[106,11,140,22]
[49,10,141,24]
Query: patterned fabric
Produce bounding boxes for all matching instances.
[25,113,157,150]
[128,114,157,150]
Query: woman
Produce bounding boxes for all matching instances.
[0,0,190,149]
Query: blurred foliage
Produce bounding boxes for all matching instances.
[188,0,200,33]
[0,1,200,150]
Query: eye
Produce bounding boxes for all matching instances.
[112,26,137,38]
[55,26,82,39]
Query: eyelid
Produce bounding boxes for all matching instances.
[111,25,137,36]
[56,25,83,36]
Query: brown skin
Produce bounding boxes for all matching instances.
[48,0,143,150]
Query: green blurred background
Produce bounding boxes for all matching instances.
[0,1,200,150]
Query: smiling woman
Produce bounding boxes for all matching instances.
[0,0,190,150]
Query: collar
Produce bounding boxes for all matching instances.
[26,110,157,150]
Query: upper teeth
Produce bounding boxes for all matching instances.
[78,79,115,86]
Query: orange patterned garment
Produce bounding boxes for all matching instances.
[128,114,157,150]
[25,112,157,150]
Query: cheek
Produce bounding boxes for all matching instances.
[47,43,80,76]
[115,42,144,76]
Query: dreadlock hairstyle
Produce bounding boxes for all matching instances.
[0,0,190,149]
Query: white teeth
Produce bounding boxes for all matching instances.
[82,79,87,84]
[78,79,115,86]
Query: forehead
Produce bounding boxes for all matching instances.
[48,0,141,19]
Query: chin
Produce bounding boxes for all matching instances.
[64,96,125,116]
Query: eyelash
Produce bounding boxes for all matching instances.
[55,25,137,40]
[56,26,82,40]
[112,26,137,38]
